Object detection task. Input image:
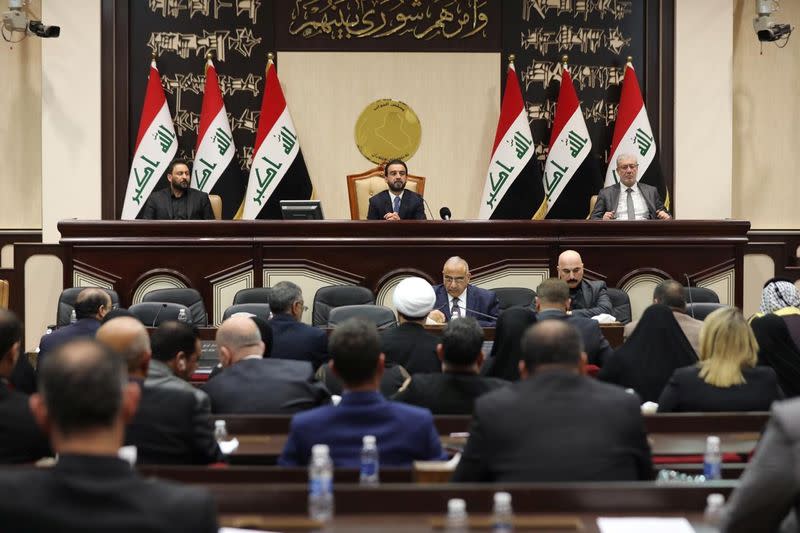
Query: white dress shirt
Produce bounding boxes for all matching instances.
[614,182,648,220]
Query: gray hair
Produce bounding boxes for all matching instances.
[268,281,303,314]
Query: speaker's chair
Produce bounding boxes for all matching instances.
[347,165,426,220]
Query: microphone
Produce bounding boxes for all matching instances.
[152,303,168,327]
[460,306,499,323]
[439,207,452,220]
[421,197,435,220]
[684,274,695,319]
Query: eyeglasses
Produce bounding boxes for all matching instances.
[618,164,639,170]
[444,276,467,284]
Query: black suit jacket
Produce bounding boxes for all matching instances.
[380,322,441,375]
[0,382,51,464]
[138,187,215,220]
[657,365,783,412]
[38,319,101,370]
[203,358,330,414]
[570,279,614,318]
[366,190,426,220]
[393,372,509,415]
[268,314,329,370]
[537,309,614,366]
[126,383,222,465]
[0,454,218,532]
[590,182,668,220]
[453,370,652,482]
[432,284,500,326]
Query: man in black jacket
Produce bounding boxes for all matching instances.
[380,276,440,374]
[557,250,613,318]
[138,158,215,220]
[366,159,426,220]
[453,319,652,482]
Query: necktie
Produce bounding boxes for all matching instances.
[393,195,401,214]
[626,188,635,220]
[451,298,461,319]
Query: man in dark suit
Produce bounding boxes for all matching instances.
[557,250,613,318]
[380,276,441,375]
[204,315,329,414]
[590,153,670,220]
[366,159,426,220]
[96,316,222,464]
[0,338,218,531]
[138,158,215,220]
[279,318,445,467]
[536,278,614,366]
[268,280,328,369]
[453,319,652,482]
[38,288,111,369]
[0,310,50,463]
[394,317,508,414]
[428,256,500,327]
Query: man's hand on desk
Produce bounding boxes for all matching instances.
[383,212,401,221]
[656,210,671,220]
[427,310,446,324]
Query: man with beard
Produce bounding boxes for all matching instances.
[366,159,426,220]
[139,158,215,220]
[557,250,613,318]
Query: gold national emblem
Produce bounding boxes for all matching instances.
[355,99,421,164]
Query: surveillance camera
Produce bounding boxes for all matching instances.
[28,19,58,38]
[754,0,793,42]
[1,0,59,39]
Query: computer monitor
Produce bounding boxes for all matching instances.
[280,200,324,220]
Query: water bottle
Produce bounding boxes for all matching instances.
[492,491,514,532]
[445,498,468,533]
[177,308,188,323]
[308,444,334,522]
[359,435,379,486]
[213,420,228,443]
[70,309,77,324]
[703,493,725,526]
[703,435,722,480]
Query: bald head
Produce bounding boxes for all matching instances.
[442,256,471,298]
[96,316,151,376]
[521,319,584,372]
[75,288,112,320]
[216,315,264,366]
[557,250,584,289]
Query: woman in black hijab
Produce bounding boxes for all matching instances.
[751,313,800,398]
[481,307,537,381]
[599,304,697,402]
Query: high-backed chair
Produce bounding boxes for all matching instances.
[209,194,222,220]
[493,287,536,312]
[232,287,272,305]
[606,287,632,324]
[142,288,207,326]
[686,302,728,321]
[56,287,120,327]
[328,305,397,329]
[347,165,426,220]
[312,285,375,326]
[684,287,720,304]
[129,302,192,327]
[0,280,8,309]
[222,303,272,321]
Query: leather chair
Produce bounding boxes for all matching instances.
[312,285,375,326]
[142,288,207,326]
[209,194,222,220]
[129,302,193,327]
[493,287,536,312]
[56,287,120,327]
[347,165,426,220]
[222,303,272,321]
[606,287,632,324]
[328,304,397,329]
[0,280,8,309]
[684,287,720,304]
[587,195,598,219]
[686,302,728,321]
[232,287,272,305]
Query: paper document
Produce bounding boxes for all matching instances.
[597,517,695,533]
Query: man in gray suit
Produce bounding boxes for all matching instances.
[590,153,670,220]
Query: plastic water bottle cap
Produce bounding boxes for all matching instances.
[494,492,511,506]
[448,499,466,514]
[215,420,225,428]
[363,435,376,446]
[312,444,330,457]
[707,493,725,506]
[707,436,720,446]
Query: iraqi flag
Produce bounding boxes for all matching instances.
[122,59,178,220]
[478,60,544,219]
[605,61,668,208]
[240,55,313,220]
[193,57,242,218]
[541,63,599,219]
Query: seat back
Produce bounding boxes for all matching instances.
[56,287,120,327]
[587,195,598,219]
[223,303,272,321]
[209,194,222,220]
[684,286,720,304]
[0,280,8,309]
[312,285,375,326]
[328,304,397,329]
[606,287,632,324]
[347,165,426,220]
[129,302,192,327]
[492,287,536,312]
[142,288,207,326]
[232,287,272,305]
[686,302,728,321]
